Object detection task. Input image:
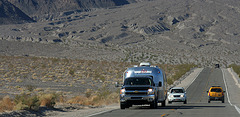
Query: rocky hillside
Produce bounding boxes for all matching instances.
[0,0,34,25]
[0,0,240,67]
[0,0,132,24]
[7,0,131,16]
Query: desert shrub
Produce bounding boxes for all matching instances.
[14,92,59,110]
[66,95,89,105]
[105,92,119,104]
[97,86,111,100]
[67,86,116,106]
[0,96,15,112]
[69,69,75,76]
[25,85,36,92]
[85,89,93,98]
[14,93,40,111]
[39,93,57,108]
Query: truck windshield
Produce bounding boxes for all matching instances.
[124,78,152,85]
[171,89,184,93]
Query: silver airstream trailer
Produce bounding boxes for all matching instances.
[117,62,167,109]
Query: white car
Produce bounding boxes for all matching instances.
[167,87,187,104]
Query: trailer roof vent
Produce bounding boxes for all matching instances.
[150,65,158,68]
[140,62,151,67]
[133,65,138,67]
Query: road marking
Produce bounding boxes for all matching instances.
[161,114,166,117]
[222,69,240,114]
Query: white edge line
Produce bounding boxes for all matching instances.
[186,68,203,90]
[222,68,240,114]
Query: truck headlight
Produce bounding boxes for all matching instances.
[120,88,126,94]
[180,95,184,97]
[148,88,154,94]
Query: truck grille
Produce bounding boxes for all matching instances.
[126,92,147,95]
[124,87,150,96]
[125,87,149,90]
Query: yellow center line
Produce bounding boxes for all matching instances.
[161,114,166,117]
[199,68,212,102]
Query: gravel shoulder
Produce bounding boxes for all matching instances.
[222,68,240,114]
[48,104,119,117]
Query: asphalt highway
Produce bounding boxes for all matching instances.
[91,68,240,117]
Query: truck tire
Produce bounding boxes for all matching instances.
[125,103,131,108]
[120,103,126,109]
[161,100,166,107]
[184,100,187,104]
[150,99,157,109]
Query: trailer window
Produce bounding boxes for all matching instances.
[124,78,152,85]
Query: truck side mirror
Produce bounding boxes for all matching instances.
[159,81,162,87]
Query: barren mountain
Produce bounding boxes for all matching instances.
[7,0,131,16]
[1,0,240,67]
[0,0,34,25]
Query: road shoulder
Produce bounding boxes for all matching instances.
[222,68,240,114]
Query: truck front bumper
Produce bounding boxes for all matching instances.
[120,94,155,104]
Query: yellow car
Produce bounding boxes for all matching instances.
[207,86,225,103]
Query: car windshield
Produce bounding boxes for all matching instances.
[211,88,222,92]
[124,78,152,85]
[171,89,184,93]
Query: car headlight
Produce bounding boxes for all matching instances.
[180,95,184,97]
[120,88,125,94]
[148,88,154,94]
[169,95,174,98]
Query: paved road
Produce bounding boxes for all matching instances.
[91,68,240,117]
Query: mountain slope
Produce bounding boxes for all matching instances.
[0,0,34,25]
[7,0,131,16]
[1,0,240,67]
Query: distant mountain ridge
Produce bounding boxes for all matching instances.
[0,0,132,24]
[0,0,34,25]
[7,0,131,16]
